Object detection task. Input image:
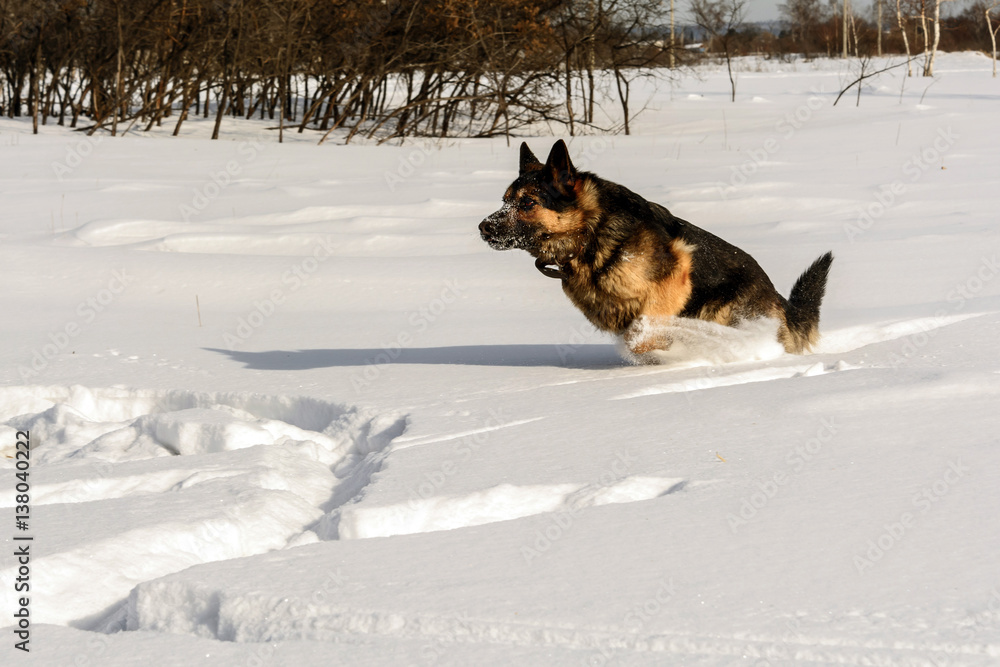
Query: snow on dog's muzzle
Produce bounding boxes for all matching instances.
[478,207,521,250]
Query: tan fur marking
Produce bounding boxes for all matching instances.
[575,178,600,214]
[601,239,653,300]
[641,238,694,319]
[532,178,600,235]
[778,319,819,354]
[534,207,586,234]
[697,302,734,325]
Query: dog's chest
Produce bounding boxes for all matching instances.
[560,257,650,333]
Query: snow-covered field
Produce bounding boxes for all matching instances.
[2,53,999,665]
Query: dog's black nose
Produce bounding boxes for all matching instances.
[479,219,494,238]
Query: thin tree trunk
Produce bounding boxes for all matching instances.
[279,52,286,143]
[613,65,630,135]
[896,0,913,76]
[670,0,676,68]
[564,53,574,136]
[173,78,195,136]
[877,0,883,56]
[925,0,943,76]
[212,77,230,140]
[586,0,595,123]
[989,5,1000,77]
[31,40,41,134]
[112,2,123,137]
[725,47,736,102]
[842,0,849,58]
[849,10,860,57]
[919,3,930,74]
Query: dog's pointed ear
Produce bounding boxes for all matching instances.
[543,139,577,196]
[519,142,541,174]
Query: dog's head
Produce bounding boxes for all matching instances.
[478,140,597,262]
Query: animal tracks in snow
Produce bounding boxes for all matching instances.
[612,361,851,400]
[127,548,1000,665]
[0,385,405,627]
[330,475,690,540]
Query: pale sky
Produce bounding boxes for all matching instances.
[738,0,919,23]
[743,0,784,23]
[672,0,787,24]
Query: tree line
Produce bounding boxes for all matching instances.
[774,0,999,73]
[0,0,675,141]
[1,1,996,142]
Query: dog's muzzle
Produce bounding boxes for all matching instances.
[479,210,518,250]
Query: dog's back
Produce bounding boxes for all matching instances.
[659,209,833,353]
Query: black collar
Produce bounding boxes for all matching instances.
[534,257,567,280]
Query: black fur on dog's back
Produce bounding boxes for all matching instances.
[479,140,833,355]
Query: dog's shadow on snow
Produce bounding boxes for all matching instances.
[204,344,624,370]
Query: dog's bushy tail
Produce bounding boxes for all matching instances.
[783,251,834,353]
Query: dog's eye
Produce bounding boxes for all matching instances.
[519,197,536,210]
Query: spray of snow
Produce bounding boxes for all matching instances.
[616,316,786,367]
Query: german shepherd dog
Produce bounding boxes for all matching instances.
[478,140,833,359]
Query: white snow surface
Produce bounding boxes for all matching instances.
[2,53,1000,665]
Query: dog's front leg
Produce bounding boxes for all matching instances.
[623,316,673,357]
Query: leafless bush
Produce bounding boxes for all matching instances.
[0,0,679,142]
